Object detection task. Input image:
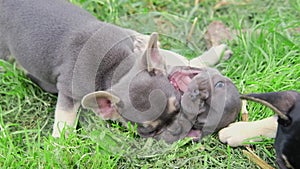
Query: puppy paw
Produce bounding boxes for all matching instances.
[52,123,64,138]
[52,131,61,138]
[213,44,233,61]
[190,44,233,68]
[218,121,260,147]
[223,48,233,61]
[52,122,70,138]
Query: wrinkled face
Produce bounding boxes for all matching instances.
[190,67,241,137]
[123,69,182,137]
[154,66,241,143]
[81,32,241,143]
[113,65,241,142]
[81,32,184,139]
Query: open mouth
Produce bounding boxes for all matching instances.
[169,67,202,94]
[155,66,240,143]
[167,66,205,141]
[187,129,202,141]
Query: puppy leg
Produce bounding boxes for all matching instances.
[190,44,233,68]
[164,44,232,68]
[52,92,80,137]
[162,49,189,67]
[0,45,10,71]
[0,41,7,58]
[218,116,278,147]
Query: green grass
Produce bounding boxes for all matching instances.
[1,0,300,168]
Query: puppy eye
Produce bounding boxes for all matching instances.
[149,69,156,76]
[149,68,165,76]
[215,81,225,88]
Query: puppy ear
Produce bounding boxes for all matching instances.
[143,32,166,73]
[81,91,121,120]
[243,91,298,114]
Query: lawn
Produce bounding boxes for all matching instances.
[0,0,299,168]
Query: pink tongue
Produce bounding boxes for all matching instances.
[170,72,193,92]
[187,129,202,140]
[176,75,192,92]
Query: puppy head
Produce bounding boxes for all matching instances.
[189,68,241,137]
[154,67,241,142]
[82,32,182,138]
[81,32,241,143]
[241,91,300,169]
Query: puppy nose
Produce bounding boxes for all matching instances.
[174,99,180,110]
[191,89,200,100]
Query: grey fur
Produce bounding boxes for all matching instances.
[0,0,183,138]
[0,0,240,142]
[155,67,241,143]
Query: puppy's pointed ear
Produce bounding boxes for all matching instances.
[143,32,166,73]
[245,91,298,114]
[81,91,121,120]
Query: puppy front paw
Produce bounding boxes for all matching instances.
[223,48,233,61]
[218,121,260,147]
[213,44,233,61]
[52,131,61,138]
[52,124,62,138]
[52,122,71,138]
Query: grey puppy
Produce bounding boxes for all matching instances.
[153,67,241,143]
[0,0,240,142]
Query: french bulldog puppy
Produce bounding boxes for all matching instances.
[0,0,239,142]
[81,42,240,143]
[152,67,241,143]
[219,91,300,169]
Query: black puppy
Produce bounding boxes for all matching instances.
[219,91,300,169]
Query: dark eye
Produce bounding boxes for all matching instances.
[149,68,165,77]
[215,81,225,88]
[148,69,156,76]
